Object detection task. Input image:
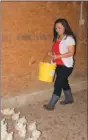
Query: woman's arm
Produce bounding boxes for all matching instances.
[52,45,75,59]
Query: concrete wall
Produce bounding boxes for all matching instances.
[2,2,87,97]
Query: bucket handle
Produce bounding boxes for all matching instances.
[42,50,54,62]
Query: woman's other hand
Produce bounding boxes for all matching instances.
[53,54,61,60]
[48,52,53,57]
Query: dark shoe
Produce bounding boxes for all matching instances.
[43,94,59,110]
[60,100,73,105]
[43,104,55,110]
[60,89,74,105]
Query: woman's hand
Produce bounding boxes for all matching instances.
[48,52,61,60]
[48,52,60,59]
[52,54,61,60]
[48,52,53,57]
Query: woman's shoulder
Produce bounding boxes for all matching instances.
[65,35,76,45]
[65,35,75,40]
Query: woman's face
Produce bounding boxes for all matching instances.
[55,23,65,36]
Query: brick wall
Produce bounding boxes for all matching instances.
[2,1,87,97]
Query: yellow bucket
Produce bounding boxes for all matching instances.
[38,62,56,82]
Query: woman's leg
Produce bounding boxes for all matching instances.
[43,65,73,110]
[43,66,60,110]
[53,66,73,96]
[60,78,74,105]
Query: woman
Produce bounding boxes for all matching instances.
[43,18,76,110]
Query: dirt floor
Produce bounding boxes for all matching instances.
[2,89,87,140]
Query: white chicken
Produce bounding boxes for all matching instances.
[18,124,26,138]
[28,121,37,132]
[12,112,20,121]
[4,132,13,140]
[15,122,23,131]
[32,130,41,139]
[18,116,27,124]
[1,119,13,140]
[15,121,27,139]
[1,123,7,133]
[1,131,8,140]
[1,119,8,139]
[1,108,15,116]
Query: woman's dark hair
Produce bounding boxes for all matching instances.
[53,18,77,45]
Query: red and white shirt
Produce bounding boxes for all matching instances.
[52,35,76,67]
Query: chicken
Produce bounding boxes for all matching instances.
[18,124,26,138]
[32,130,41,139]
[4,132,13,140]
[1,119,13,140]
[18,125,26,139]
[28,121,37,132]
[18,116,27,124]
[1,108,15,116]
[1,131,7,140]
[15,115,27,130]
[12,112,20,121]
[1,119,8,140]
[1,126,8,140]
[15,122,23,131]
[1,122,7,132]
[15,121,27,138]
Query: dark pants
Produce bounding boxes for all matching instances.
[53,65,73,97]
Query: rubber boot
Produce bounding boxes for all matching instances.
[43,94,59,110]
[60,89,73,105]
